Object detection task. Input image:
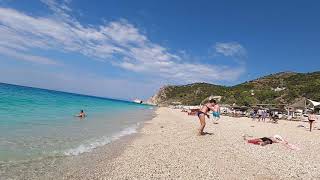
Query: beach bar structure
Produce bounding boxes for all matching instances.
[308,99,320,113]
[231,106,250,117]
[287,98,320,120]
[255,103,287,109]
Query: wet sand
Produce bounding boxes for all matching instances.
[0,132,137,180]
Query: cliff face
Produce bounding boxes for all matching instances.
[147,86,171,106]
[148,71,320,106]
[147,83,227,106]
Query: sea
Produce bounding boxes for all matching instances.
[0,83,155,177]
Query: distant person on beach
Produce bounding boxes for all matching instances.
[251,109,257,121]
[257,109,263,121]
[76,110,86,118]
[308,111,318,132]
[212,101,220,124]
[243,134,300,150]
[269,111,273,121]
[197,99,216,136]
[262,110,267,122]
[269,111,278,123]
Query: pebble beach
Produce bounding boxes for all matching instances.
[61,107,320,179]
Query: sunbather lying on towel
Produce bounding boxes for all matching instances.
[243,134,300,150]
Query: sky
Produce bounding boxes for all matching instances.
[0,0,319,100]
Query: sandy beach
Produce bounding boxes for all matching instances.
[2,1,320,179]
[57,107,320,179]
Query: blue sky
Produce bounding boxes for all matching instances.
[0,0,319,100]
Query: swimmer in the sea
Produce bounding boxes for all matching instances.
[76,110,86,118]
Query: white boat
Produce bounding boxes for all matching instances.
[133,99,143,104]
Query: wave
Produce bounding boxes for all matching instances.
[64,125,139,156]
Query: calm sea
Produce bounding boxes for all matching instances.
[0,83,154,163]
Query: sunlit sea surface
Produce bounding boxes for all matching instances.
[0,83,154,162]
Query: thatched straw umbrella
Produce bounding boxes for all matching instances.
[200,95,222,105]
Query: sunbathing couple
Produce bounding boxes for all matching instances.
[197,99,220,136]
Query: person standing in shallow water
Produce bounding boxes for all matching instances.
[76,110,86,118]
[197,99,216,136]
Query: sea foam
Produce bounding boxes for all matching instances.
[64,125,138,156]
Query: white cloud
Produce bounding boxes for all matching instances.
[40,0,72,19]
[215,42,247,58]
[0,2,245,83]
[0,46,58,65]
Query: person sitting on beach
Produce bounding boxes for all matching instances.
[211,100,220,124]
[308,111,318,132]
[243,134,300,150]
[197,99,216,136]
[269,111,278,123]
[76,110,86,118]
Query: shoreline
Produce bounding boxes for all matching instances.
[0,124,143,180]
[58,109,158,179]
[2,107,320,179]
[0,108,157,180]
[70,107,320,179]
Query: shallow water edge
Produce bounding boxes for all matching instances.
[0,107,157,180]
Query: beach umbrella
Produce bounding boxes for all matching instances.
[289,97,307,109]
[200,95,221,105]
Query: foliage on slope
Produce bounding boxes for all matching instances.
[149,71,320,106]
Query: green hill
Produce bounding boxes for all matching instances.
[148,71,320,106]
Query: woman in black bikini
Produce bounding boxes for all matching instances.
[308,111,317,132]
[197,99,216,136]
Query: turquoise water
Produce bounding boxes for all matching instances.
[0,83,154,162]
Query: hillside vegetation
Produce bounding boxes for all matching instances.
[148,71,320,106]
